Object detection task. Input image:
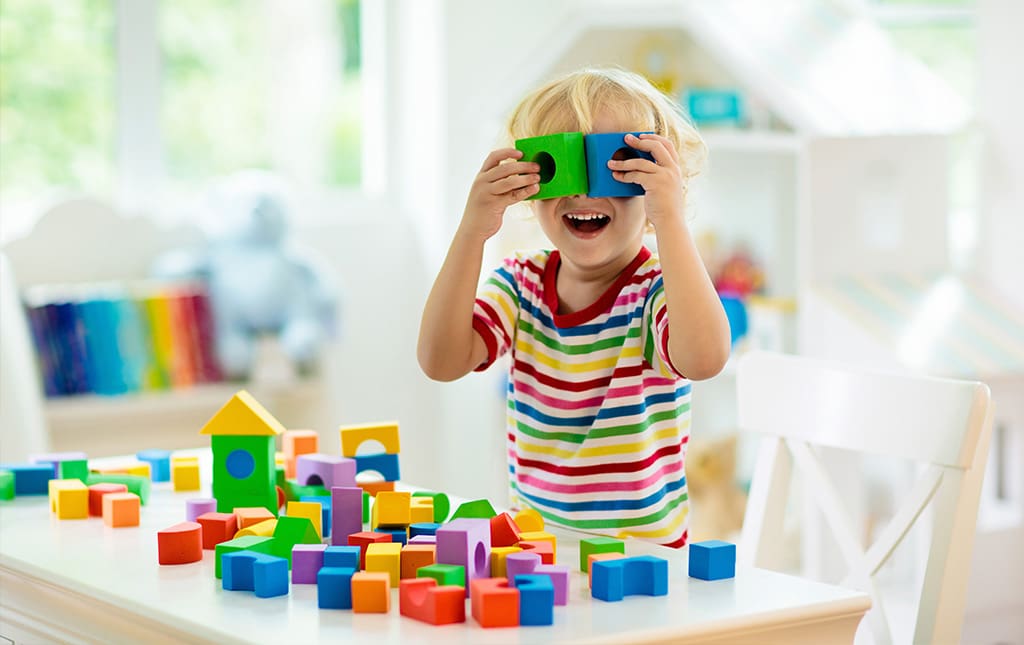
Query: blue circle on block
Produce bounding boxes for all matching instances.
[225,449,255,479]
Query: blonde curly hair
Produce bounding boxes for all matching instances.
[507,66,706,182]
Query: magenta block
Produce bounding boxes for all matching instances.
[292,544,328,584]
[408,534,437,545]
[330,486,362,545]
[298,454,356,489]
[436,518,491,597]
[535,564,570,606]
[505,551,542,582]
[186,498,218,522]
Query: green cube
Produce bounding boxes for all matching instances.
[515,132,588,200]
[412,491,449,523]
[58,459,89,483]
[417,563,465,587]
[86,473,150,504]
[449,498,497,520]
[0,470,14,501]
[579,536,625,572]
[215,536,276,579]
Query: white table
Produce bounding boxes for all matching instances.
[0,453,869,644]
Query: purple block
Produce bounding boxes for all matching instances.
[436,518,491,597]
[292,544,328,584]
[505,551,542,582]
[535,564,570,606]
[330,486,363,545]
[408,535,437,545]
[298,454,356,489]
[186,498,218,522]
[29,452,89,477]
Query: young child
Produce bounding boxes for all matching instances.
[417,67,730,547]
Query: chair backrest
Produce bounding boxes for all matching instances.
[736,350,993,645]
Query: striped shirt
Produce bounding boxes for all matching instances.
[472,246,691,547]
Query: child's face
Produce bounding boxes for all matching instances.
[533,110,648,275]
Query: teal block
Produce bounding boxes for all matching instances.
[515,132,588,200]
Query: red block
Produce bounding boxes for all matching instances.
[518,540,555,565]
[470,577,519,628]
[157,521,203,565]
[196,512,238,550]
[490,512,522,548]
[88,483,128,517]
[400,578,466,625]
[348,531,392,569]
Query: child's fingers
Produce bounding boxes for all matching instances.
[607,157,659,176]
[485,160,540,182]
[490,172,540,196]
[480,148,523,172]
[626,133,676,167]
[502,183,540,203]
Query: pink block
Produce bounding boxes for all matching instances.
[330,486,362,545]
[186,498,218,522]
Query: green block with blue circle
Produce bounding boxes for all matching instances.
[211,434,278,515]
[515,132,588,200]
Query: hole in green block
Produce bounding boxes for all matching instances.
[534,152,556,184]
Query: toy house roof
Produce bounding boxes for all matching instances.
[200,390,286,436]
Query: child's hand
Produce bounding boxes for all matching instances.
[459,149,540,242]
[607,133,686,229]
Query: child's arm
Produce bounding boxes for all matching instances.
[417,149,540,381]
[609,133,731,380]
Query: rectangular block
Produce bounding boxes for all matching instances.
[331,486,362,545]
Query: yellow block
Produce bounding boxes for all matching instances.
[339,421,400,457]
[199,390,286,437]
[365,542,402,587]
[286,501,323,539]
[490,546,523,577]
[518,530,557,561]
[410,497,434,524]
[49,479,88,519]
[514,508,545,532]
[375,491,411,527]
[126,462,151,478]
[172,461,200,491]
[235,518,278,539]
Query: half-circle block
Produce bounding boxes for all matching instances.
[436,518,491,597]
[513,508,544,532]
[157,521,203,565]
[512,574,555,626]
[583,131,654,197]
[339,421,400,458]
[514,132,588,200]
[400,578,466,625]
[470,577,519,628]
[295,454,355,489]
[591,555,669,602]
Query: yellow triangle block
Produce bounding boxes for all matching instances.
[200,390,286,436]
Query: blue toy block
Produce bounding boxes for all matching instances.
[380,528,408,545]
[0,464,53,495]
[302,494,332,538]
[354,453,400,482]
[584,131,654,198]
[513,574,555,626]
[222,552,258,592]
[688,540,736,581]
[317,566,356,609]
[253,555,289,598]
[136,449,171,482]
[591,556,669,602]
[409,522,440,538]
[324,545,361,570]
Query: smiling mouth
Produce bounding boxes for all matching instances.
[563,212,610,235]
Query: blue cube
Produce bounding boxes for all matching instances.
[323,545,360,570]
[584,131,654,198]
[688,540,736,581]
[514,574,555,626]
[318,566,356,609]
[253,555,289,598]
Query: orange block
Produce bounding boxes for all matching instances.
[102,492,140,527]
[400,578,466,625]
[401,544,436,579]
[518,540,555,565]
[490,512,522,547]
[470,577,519,628]
[197,512,238,549]
[157,521,203,565]
[588,552,626,588]
[282,429,319,479]
[352,572,392,613]
[234,506,275,529]
[358,480,395,497]
[88,483,128,517]
[518,530,557,561]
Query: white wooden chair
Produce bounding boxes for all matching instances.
[736,350,994,645]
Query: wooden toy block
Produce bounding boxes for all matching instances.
[235,518,277,539]
[436,518,491,597]
[374,490,411,527]
[379,527,408,545]
[339,421,400,458]
[515,132,588,200]
[199,390,287,437]
[57,459,89,482]
[2,463,53,495]
[358,480,395,497]
[222,551,289,598]
[401,544,436,579]
[197,512,238,549]
[102,492,140,527]
[271,516,320,563]
[470,577,520,628]
[351,571,392,613]
[588,552,626,588]
[330,486,362,545]
[50,479,88,519]
[317,566,356,609]
[518,539,554,565]
[583,131,654,197]
[209,434,277,514]
[417,563,465,588]
[296,453,356,489]
[185,498,217,522]
[88,483,128,516]
[490,546,523,578]
[282,429,318,479]
[300,494,331,538]
[505,551,542,582]
[214,535,276,578]
[292,544,328,584]
[136,449,172,481]
[324,545,361,569]
[409,522,440,538]
[513,508,544,532]
[234,506,275,529]
[85,473,149,504]
[0,470,13,501]
[518,530,556,561]
[399,578,466,625]
[366,542,402,586]
[591,555,669,602]
[410,496,434,524]
[534,564,570,606]
[579,536,626,572]
[286,501,323,539]
[354,453,400,482]
[412,491,450,523]
[490,512,522,547]
[348,531,393,569]
[512,574,555,626]
[688,540,736,581]
[171,459,200,492]
[157,521,203,565]
[450,498,497,520]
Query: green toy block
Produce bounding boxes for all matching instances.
[215,535,277,579]
[515,132,588,200]
[449,498,496,520]
[85,473,150,504]
[412,491,450,523]
[363,491,370,524]
[271,516,321,563]
[0,470,14,501]
[211,435,277,515]
[58,459,89,483]
[417,563,465,588]
[579,536,626,572]
[281,479,329,503]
